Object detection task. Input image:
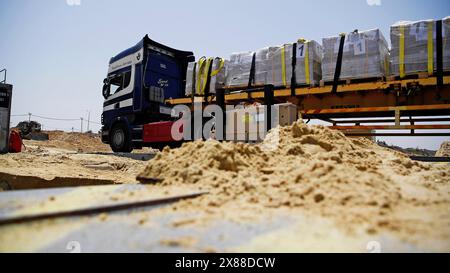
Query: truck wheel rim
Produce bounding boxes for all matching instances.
[113,130,124,147]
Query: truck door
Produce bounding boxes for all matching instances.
[144,52,182,103]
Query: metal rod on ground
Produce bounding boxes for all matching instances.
[80,117,83,133]
[0,191,208,226]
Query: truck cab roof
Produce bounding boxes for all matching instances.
[109,35,194,65]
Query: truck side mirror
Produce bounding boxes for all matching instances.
[102,79,110,99]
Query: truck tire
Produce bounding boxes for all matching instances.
[109,123,133,153]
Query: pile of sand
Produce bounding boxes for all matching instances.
[24,131,111,153]
[138,120,450,247]
[436,141,450,157]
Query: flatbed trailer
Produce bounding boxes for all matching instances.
[165,75,450,137]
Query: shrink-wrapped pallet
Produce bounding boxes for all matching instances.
[253,41,322,87]
[444,16,450,71]
[390,17,450,77]
[442,16,450,71]
[185,61,197,96]
[185,57,227,96]
[322,29,389,81]
[209,57,227,93]
[225,51,255,87]
[254,45,293,87]
[295,39,323,86]
[391,19,435,76]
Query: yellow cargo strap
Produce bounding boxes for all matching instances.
[304,42,310,85]
[196,56,205,94]
[399,25,405,78]
[281,45,287,86]
[196,57,213,95]
[241,113,252,123]
[427,21,434,75]
[298,39,310,85]
[210,57,224,76]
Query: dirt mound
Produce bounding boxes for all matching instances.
[138,120,450,248]
[0,144,146,187]
[436,142,450,157]
[377,141,436,157]
[25,131,111,152]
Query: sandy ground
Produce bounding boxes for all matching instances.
[138,120,450,251]
[26,131,112,153]
[0,126,449,252]
[0,131,154,187]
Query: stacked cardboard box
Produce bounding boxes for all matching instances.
[445,16,450,71]
[322,29,389,81]
[254,45,293,87]
[209,57,227,94]
[391,17,450,77]
[185,57,227,96]
[185,61,197,96]
[253,41,322,87]
[391,19,435,76]
[225,51,255,87]
[187,16,448,98]
[295,40,323,86]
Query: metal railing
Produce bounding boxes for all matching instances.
[0,69,6,84]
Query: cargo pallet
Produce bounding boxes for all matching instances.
[166,75,450,137]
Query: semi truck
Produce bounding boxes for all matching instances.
[101,35,194,152]
[101,36,450,152]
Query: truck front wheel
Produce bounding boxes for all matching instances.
[109,123,133,153]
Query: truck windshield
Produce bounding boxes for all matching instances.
[106,70,131,97]
[109,74,123,94]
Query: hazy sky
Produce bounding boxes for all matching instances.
[1,0,449,149]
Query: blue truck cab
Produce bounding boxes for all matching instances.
[101,35,194,152]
